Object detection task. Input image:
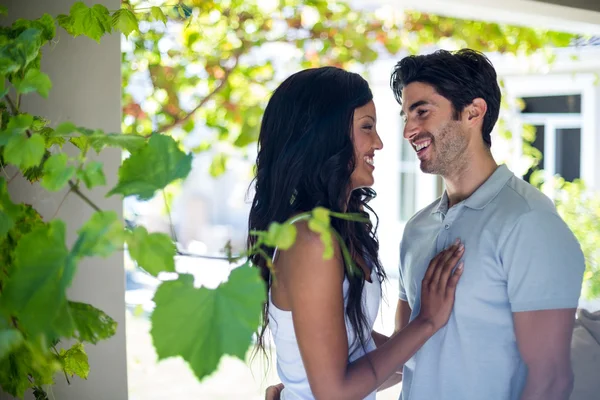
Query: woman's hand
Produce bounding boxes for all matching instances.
[417,239,464,331]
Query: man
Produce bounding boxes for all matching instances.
[392,49,584,400]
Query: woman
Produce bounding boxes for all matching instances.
[248,67,464,400]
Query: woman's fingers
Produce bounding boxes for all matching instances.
[429,239,461,288]
[437,243,465,291]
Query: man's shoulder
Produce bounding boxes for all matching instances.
[495,175,557,217]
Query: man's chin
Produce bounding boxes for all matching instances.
[419,161,437,174]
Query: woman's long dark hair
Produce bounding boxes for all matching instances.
[248,66,386,359]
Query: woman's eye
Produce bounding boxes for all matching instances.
[362,125,373,130]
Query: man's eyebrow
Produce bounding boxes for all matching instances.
[400,100,431,117]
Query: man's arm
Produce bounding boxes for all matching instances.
[500,210,584,400]
[395,299,412,333]
[514,309,576,400]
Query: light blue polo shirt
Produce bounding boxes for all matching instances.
[398,164,585,400]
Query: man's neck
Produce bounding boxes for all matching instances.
[443,148,498,209]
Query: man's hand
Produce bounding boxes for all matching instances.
[265,383,284,400]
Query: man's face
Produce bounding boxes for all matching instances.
[400,82,468,176]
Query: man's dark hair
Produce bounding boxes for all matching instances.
[390,49,501,147]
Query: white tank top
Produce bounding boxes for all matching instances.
[268,268,381,400]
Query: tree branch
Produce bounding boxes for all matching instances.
[155,50,243,134]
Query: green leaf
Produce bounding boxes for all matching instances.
[126,226,175,277]
[0,6,7,16]
[55,121,78,135]
[151,265,266,380]
[59,342,89,379]
[77,161,106,189]
[151,6,168,25]
[209,153,228,177]
[0,75,7,98]
[56,14,75,36]
[108,134,192,200]
[112,9,139,38]
[0,113,34,145]
[72,211,124,258]
[68,301,117,344]
[0,329,23,360]
[0,177,22,237]
[4,133,45,169]
[69,136,90,152]
[40,153,76,192]
[264,222,297,250]
[88,133,146,153]
[70,2,112,42]
[0,28,43,75]
[312,207,330,226]
[0,220,75,337]
[308,208,334,260]
[13,68,51,97]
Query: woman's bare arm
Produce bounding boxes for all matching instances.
[276,222,463,400]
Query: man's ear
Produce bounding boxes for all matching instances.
[464,98,487,125]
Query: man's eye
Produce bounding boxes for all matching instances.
[417,109,428,117]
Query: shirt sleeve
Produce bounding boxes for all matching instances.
[398,240,408,301]
[501,209,585,313]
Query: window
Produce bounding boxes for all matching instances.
[520,95,582,184]
[399,138,417,221]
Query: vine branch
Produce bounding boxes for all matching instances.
[68,180,102,212]
[155,47,244,134]
[4,94,18,115]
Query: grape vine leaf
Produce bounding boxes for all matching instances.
[126,226,175,277]
[0,220,74,337]
[0,178,23,237]
[151,265,266,380]
[4,133,45,170]
[68,301,117,344]
[112,9,139,38]
[77,161,106,189]
[72,211,124,258]
[13,69,52,98]
[59,342,90,379]
[108,134,192,200]
[41,153,76,192]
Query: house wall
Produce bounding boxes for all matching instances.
[1,1,128,399]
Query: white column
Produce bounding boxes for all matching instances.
[1,1,127,399]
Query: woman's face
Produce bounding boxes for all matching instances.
[349,100,383,190]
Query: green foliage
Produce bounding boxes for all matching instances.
[13,69,52,97]
[59,342,89,380]
[121,0,576,177]
[150,265,266,380]
[41,153,76,191]
[68,301,117,345]
[4,133,45,169]
[77,161,106,189]
[541,178,600,299]
[0,220,74,337]
[108,133,192,200]
[126,226,176,277]
[72,211,124,258]
[57,2,112,42]
[112,9,139,38]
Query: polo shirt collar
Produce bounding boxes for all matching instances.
[432,164,514,214]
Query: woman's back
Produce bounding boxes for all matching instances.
[268,269,381,400]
